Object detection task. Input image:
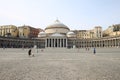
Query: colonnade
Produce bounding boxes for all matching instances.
[0,36,120,48]
[0,37,44,48]
[45,38,67,48]
[75,37,120,48]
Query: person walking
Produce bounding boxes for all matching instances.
[93,48,96,55]
[32,45,37,57]
[28,49,32,56]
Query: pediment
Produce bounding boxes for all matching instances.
[49,33,66,37]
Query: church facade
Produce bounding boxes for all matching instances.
[37,19,76,48]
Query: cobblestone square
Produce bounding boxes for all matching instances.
[0,48,120,80]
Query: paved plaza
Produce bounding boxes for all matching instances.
[0,48,120,80]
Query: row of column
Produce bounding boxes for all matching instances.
[45,38,67,48]
[76,38,120,48]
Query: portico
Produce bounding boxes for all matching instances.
[45,33,67,48]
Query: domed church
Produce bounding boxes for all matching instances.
[0,19,120,48]
[38,19,76,48]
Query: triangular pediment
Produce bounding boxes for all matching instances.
[49,33,66,37]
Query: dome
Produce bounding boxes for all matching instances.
[45,19,70,34]
[38,31,46,37]
[67,31,76,38]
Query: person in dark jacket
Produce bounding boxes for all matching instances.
[28,49,32,56]
[93,48,96,55]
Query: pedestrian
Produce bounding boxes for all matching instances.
[93,48,96,55]
[32,45,37,57]
[32,52,35,57]
[28,49,32,56]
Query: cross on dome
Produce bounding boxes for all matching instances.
[55,18,60,23]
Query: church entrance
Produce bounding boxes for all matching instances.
[46,38,67,48]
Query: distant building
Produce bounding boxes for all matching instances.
[103,24,120,37]
[0,25,18,37]
[94,26,102,38]
[72,26,102,39]
[18,25,42,38]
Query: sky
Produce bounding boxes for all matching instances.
[0,0,120,30]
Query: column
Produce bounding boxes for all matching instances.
[52,39,53,47]
[63,38,64,47]
[58,39,60,47]
[61,39,63,47]
[108,40,110,47]
[64,39,66,47]
[57,39,58,47]
[54,39,55,47]
[103,40,105,47]
[87,40,89,47]
[106,40,107,47]
[45,39,47,47]
[113,39,115,47]
[116,39,118,47]
[101,41,102,47]
[108,40,109,47]
[98,41,100,47]
[52,39,54,47]
[105,40,107,47]
[99,41,101,47]
[51,39,53,47]
[56,39,57,47]
[96,41,98,47]
[119,38,120,47]
[109,40,111,47]
[90,41,91,47]
[50,39,51,47]
[49,39,51,47]
[109,40,110,47]
[60,39,61,47]
[86,41,87,47]
[49,39,50,47]
[48,39,50,47]
[112,39,113,47]
[55,39,57,47]
[46,39,48,47]
[66,39,67,48]
[111,40,112,47]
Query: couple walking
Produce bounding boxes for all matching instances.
[28,45,37,57]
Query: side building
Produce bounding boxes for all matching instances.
[72,26,102,39]
[0,25,18,37]
[18,25,42,38]
[103,24,120,37]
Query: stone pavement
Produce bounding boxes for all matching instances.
[0,48,120,80]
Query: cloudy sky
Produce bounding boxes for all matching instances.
[0,0,120,30]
